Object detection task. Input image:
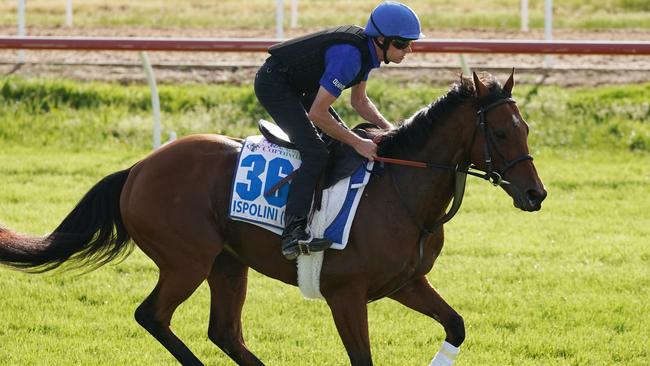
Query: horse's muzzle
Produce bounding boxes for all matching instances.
[514,186,547,211]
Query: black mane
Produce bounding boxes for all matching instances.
[378,75,505,157]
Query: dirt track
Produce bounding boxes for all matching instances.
[1,27,648,86]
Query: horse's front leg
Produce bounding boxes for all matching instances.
[390,276,464,366]
[325,288,373,366]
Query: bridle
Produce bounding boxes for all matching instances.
[475,97,533,187]
[368,96,533,302]
[374,97,533,187]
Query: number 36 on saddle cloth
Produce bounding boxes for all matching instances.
[228,121,374,250]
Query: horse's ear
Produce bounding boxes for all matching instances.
[472,72,489,98]
[503,67,515,95]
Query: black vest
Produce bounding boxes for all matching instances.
[268,25,371,94]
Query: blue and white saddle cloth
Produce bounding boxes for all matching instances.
[228,135,373,250]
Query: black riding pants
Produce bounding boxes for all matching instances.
[254,58,342,220]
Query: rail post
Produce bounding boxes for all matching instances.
[544,0,553,68]
[66,0,73,27]
[139,52,162,150]
[521,0,529,32]
[458,54,471,75]
[276,0,284,39]
[291,0,298,28]
[17,0,25,63]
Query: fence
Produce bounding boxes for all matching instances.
[2,37,649,54]
[1,36,648,148]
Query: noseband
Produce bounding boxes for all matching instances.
[475,97,533,186]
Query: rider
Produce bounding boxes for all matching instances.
[254,1,425,260]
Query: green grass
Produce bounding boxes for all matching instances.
[0,147,648,365]
[2,77,649,151]
[0,77,648,364]
[0,0,648,31]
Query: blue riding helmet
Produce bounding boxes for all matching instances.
[365,1,425,40]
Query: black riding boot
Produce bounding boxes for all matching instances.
[281,216,332,260]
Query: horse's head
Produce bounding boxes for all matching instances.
[469,70,547,211]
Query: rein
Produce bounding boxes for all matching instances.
[372,98,533,187]
[374,156,500,185]
[368,97,533,303]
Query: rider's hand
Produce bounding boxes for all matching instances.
[353,138,377,161]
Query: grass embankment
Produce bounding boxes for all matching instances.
[1,0,649,30]
[0,77,648,365]
[1,77,649,151]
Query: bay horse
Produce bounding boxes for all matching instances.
[0,71,546,365]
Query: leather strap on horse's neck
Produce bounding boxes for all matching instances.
[367,96,525,303]
[367,164,468,303]
[477,97,533,186]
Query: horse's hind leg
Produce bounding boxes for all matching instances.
[389,276,464,365]
[135,267,210,365]
[207,250,264,366]
[134,246,214,366]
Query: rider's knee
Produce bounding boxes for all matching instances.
[302,145,329,167]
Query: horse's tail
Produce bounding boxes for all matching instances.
[0,168,133,273]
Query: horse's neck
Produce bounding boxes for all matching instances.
[395,110,474,229]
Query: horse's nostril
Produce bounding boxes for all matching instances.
[526,188,547,204]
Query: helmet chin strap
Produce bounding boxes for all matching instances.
[373,37,392,65]
[369,14,392,65]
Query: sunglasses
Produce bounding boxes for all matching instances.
[391,38,413,50]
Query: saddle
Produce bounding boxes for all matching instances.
[258,120,383,189]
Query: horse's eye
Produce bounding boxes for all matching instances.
[494,130,507,139]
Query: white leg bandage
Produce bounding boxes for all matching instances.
[429,341,460,366]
